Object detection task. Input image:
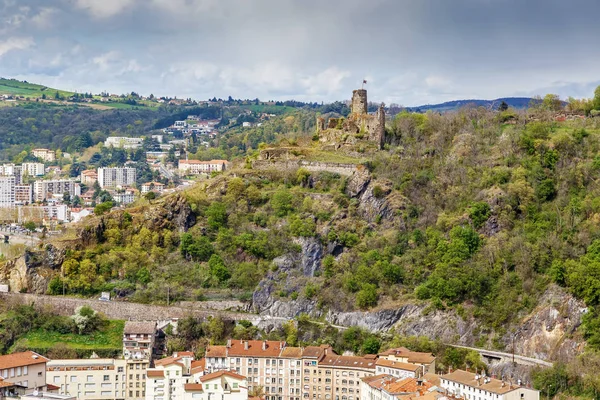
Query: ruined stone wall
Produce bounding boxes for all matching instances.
[253,160,357,176]
[351,89,368,115]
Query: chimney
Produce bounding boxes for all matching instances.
[227,339,231,348]
[244,341,249,351]
[262,341,267,350]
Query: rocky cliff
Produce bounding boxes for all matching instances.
[0,244,65,293]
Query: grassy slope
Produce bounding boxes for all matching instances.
[11,320,125,351]
[0,78,74,98]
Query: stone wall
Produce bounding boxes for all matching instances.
[253,160,357,176]
[0,292,251,321]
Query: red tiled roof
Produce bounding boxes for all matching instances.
[0,351,48,369]
[200,370,246,382]
[319,355,376,370]
[206,345,227,358]
[227,340,284,357]
[376,359,421,372]
[184,384,204,391]
[147,370,165,378]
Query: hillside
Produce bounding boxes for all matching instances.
[407,97,537,112]
[0,78,74,99]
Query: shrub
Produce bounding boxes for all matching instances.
[356,284,378,309]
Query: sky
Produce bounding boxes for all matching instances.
[1,0,600,106]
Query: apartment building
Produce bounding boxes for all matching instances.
[46,358,127,400]
[22,162,46,176]
[317,354,377,400]
[140,182,165,194]
[33,180,81,202]
[178,160,228,175]
[183,371,247,400]
[145,352,198,400]
[15,184,33,204]
[0,176,16,207]
[378,348,435,375]
[97,168,137,189]
[123,321,157,400]
[80,170,98,185]
[360,375,438,400]
[0,351,49,395]
[32,148,57,162]
[374,360,421,380]
[105,137,144,149]
[440,370,539,400]
[112,190,136,205]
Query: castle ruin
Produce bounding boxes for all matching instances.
[317,88,385,150]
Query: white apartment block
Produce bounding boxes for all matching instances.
[183,371,248,400]
[0,351,49,395]
[0,176,16,207]
[98,168,137,189]
[178,160,228,175]
[32,148,56,162]
[33,180,81,202]
[15,184,32,205]
[377,347,436,375]
[145,352,198,400]
[112,190,136,204]
[440,370,539,400]
[22,163,46,176]
[374,359,421,380]
[123,322,157,400]
[46,358,127,400]
[105,137,144,149]
[360,375,438,400]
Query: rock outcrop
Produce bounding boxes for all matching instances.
[0,244,66,293]
[142,194,196,232]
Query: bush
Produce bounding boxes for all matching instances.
[468,202,491,229]
[372,185,386,199]
[356,284,378,309]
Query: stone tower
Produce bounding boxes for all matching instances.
[351,89,368,115]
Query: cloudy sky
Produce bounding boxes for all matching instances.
[1,0,599,106]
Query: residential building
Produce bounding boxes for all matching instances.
[22,162,45,176]
[0,351,49,395]
[174,121,187,129]
[123,321,157,400]
[32,148,56,162]
[105,137,144,149]
[140,182,165,194]
[17,205,70,224]
[299,345,333,400]
[0,176,16,207]
[15,184,33,205]
[70,207,94,223]
[33,180,80,202]
[378,348,436,375]
[360,375,438,400]
[178,160,228,175]
[183,371,247,400]
[145,352,198,400]
[46,358,127,400]
[317,354,377,400]
[374,360,421,380]
[440,370,539,400]
[80,170,99,185]
[112,190,136,205]
[98,168,137,189]
[20,393,76,400]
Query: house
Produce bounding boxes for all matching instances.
[378,348,436,374]
[145,352,197,400]
[140,182,165,194]
[111,190,136,205]
[178,160,228,175]
[374,359,422,380]
[360,375,438,400]
[32,149,56,162]
[80,170,98,185]
[440,370,539,400]
[0,351,50,395]
[70,207,94,223]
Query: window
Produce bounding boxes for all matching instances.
[104,375,110,381]
[118,367,124,373]
[24,366,28,375]
[233,383,238,389]
[87,375,93,382]
[37,372,42,377]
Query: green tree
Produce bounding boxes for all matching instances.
[206,202,228,230]
[271,189,294,217]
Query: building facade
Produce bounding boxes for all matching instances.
[46,358,127,400]
[0,176,16,207]
[33,180,81,202]
[123,322,157,400]
[22,163,46,176]
[178,160,228,175]
[440,370,539,400]
[98,168,137,189]
[105,137,144,149]
[0,351,49,395]
[80,170,98,185]
[32,149,57,162]
[378,348,435,375]
[183,371,247,400]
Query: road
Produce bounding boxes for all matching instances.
[449,344,553,368]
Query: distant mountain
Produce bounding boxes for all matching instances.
[406,97,536,113]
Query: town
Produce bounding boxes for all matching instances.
[0,317,540,400]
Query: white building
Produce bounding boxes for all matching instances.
[360,375,439,400]
[46,358,127,400]
[33,180,81,202]
[105,137,144,149]
[140,182,165,194]
[70,208,94,223]
[22,163,46,176]
[98,168,137,189]
[112,190,136,205]
[0,176,16,207]
[123,322,157,400]
[183,370,248,400]
[174,121,188,129]
[374,359,421,380]
[378,348,436,375]
[178,160,228,175]
[0,351,49,395]
[145,352,200,400]
[440,370,539,400]
[32,148,56,162]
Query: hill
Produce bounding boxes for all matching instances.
[406,97,536,112]
[0,78,74,99]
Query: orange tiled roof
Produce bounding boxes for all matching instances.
[184,383,204,391]
[147,370,165,378]
[200,370,246,382]
[319,355,376,369]
[280,347,303,358]
[376,359,421,372]
[0,351,48,369]
[441,370,523,395]
[206,345,227,358]
[379,348,435,364]
[227,340,284,357]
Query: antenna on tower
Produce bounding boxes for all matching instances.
[361,79,367,90]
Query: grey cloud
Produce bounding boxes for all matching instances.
[1,0,600,105]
